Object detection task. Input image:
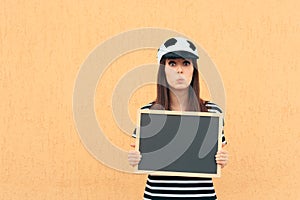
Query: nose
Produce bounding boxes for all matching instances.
[177,66,183,73]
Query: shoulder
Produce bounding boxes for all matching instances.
[140,101,155,110]
[205,101,223,114]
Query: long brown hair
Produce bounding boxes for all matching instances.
[151,58,208,112]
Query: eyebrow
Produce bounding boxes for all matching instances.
[167,58,190,61]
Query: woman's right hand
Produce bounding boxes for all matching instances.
[128,143,142,167]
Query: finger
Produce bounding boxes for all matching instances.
[128,155,142,160]
[128,158,141,162]
[129,159,141,163]
[217,164,225,169]
[215,155,225,159]
[128,153,142,159]
[129,161,137,167]
[216,153,229,159]
[216,161,227,168]
[216,157,228,166]
[128,150,140,155]
[215,155,228,161]
[130,143,136,148]
[128,159,141,164]
[130,163,138,167]
[128,151,141,155]
[215,154,228,158]
[216,159,227,164]
[128,160,141,165]
[215,156,228,161]
[128,155,140,159]
[217,150,228,155]
[128,150,140,154]
[128,157,139,161]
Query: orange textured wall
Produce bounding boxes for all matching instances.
[1,1,300,199]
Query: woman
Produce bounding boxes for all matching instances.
[128,37,229,200]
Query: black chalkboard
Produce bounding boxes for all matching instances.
[135,109,223,178]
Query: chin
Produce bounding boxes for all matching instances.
[171,85,189,90]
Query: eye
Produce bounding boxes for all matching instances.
[168,61,176,67]
[183,60,191,66]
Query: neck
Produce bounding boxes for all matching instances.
[169,88,189,111]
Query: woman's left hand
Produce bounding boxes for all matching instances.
[215,149,229,168]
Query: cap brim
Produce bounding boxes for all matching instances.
[162,51,199,59]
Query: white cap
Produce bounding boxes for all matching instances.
[157,37,199,64]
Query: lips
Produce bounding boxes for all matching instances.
[176,78,185,82]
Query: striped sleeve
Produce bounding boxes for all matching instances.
[132,102,154,138]
[205,101,227,145]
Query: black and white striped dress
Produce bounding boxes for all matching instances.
[133,101,227,200]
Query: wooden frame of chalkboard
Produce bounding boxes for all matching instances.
[134,109,223,178]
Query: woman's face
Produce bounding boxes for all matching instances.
[164,58,194,90]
